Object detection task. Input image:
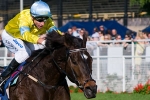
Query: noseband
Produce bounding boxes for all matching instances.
[69,48,87,53]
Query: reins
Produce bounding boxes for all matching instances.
[11,49,56,92]
[12,47,68,91]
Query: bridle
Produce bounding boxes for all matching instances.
[56,47,96,89]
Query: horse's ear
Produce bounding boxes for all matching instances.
[82,34,87,48]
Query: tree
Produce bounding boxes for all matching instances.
[130,0,150,7]
[130,0,150,15]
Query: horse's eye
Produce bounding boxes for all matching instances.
[70,56,77,65]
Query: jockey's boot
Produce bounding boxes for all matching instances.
[0,58,20,93]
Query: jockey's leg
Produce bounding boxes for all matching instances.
[0,30,32,93]
[0,58,20,84]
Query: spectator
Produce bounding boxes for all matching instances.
[126,30,136,39]
[78,28,85,39]
[91,34,99,41]
[143,32,149,45]
[106,29,112,35]
[82,28,89,36]
[98,34,112,47]
[86,33,98,56]
[123,33,132,49]
[91,33,99,41]
[91,35,99,56]
[99,25,106,34]
[147,33,150,39]
[98,31,104,41]
[134,31,147,80]
[72,26,79,37]
[114,34,122,46]
[147,33,150,43]
[86,36,95,56]
[92,27,99,35]
[67,28,73,35]
[91,27,99,41]
[111,29,118,40]
[87,36,92,41]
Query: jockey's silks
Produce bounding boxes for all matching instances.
[5,9,62,44]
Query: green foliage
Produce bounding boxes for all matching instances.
[71,93,150,100]
[74,87,79,93]
[130,0,150,17]
[105,88,113,93]
[69,85,75,90]
[133,80,150,94]
[130,0,150,7]
[69,85,83,93]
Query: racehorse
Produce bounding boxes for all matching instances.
[9,31,97,100]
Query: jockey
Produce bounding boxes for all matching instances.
[0,0,62,93]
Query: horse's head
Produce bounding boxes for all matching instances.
[46,31,97,99]
[64,33,97,99]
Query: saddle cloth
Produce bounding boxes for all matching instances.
[0,61,26,100]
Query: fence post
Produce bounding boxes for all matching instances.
[131,41,135,80]
[96,42,100,80]
[122,56,125,92]
[4,57,7,66]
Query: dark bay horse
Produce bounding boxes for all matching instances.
[9,31,97,100]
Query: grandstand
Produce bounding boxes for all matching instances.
[51,0,139,19]
[0,0,140,21]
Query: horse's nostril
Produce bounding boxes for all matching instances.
[84,86,97,99]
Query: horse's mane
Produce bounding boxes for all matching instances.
[26,31,64,62]
[27,31,86,62]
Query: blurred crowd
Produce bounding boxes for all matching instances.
[65,25,150,61]
[65,25,150,48]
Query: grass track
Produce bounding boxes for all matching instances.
[71,93,150,100]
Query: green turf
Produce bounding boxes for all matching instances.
[71,93,150,100]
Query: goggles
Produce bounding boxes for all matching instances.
[34,17,49,22]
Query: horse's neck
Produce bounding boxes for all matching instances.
[18,47,68,85]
